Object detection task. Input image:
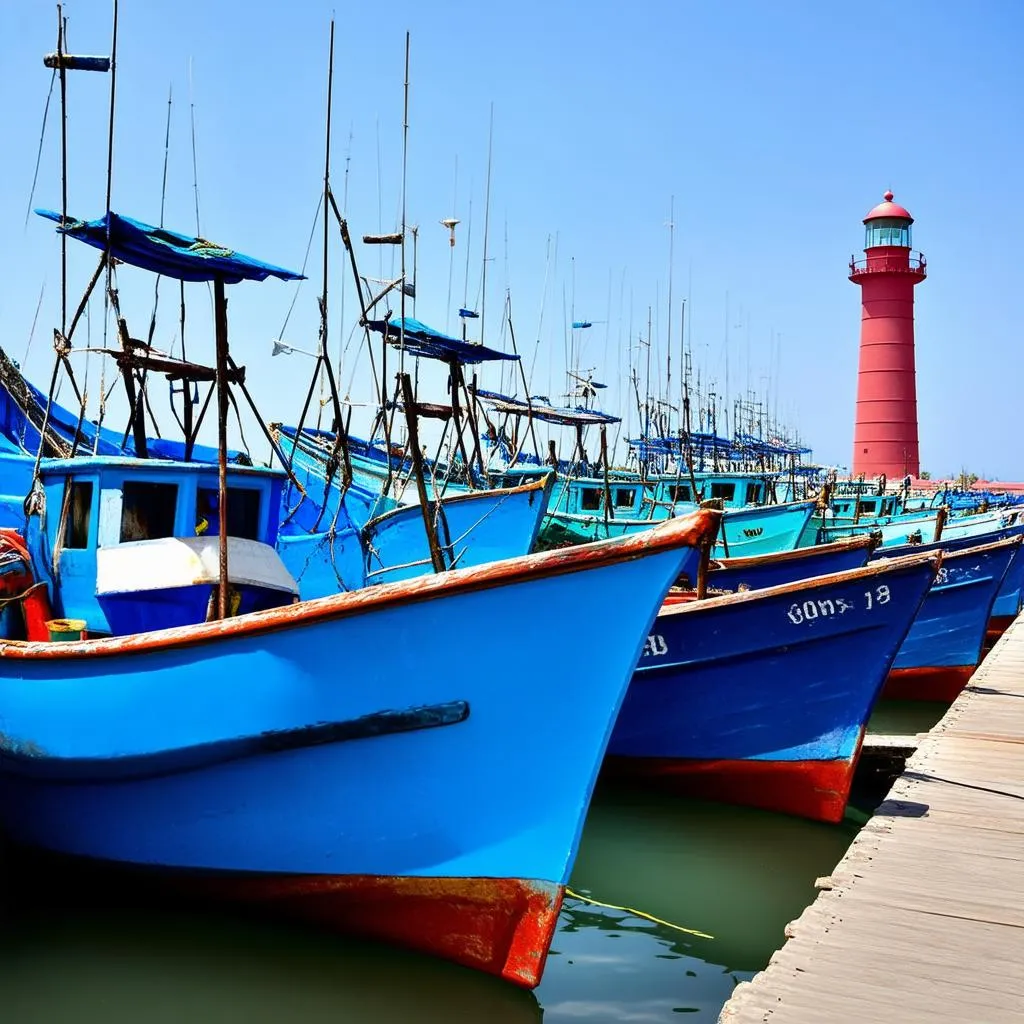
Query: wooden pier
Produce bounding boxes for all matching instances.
[720,616,1024,1023]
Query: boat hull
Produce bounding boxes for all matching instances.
[606,554,939,822]
[882,537,1020,701]
[0,512,714,987]
[692,536,874,593]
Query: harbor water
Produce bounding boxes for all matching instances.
[0,705,944,1023]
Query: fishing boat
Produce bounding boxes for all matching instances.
[875,522,1024,643]
[0,494,719,988]
[881,535,1021,701]
[674,535,876,595]
[0,351,554,598]
[604,553,940,823]
[1,183,725,990]
[539,498,816,557]
[275,421,554,591]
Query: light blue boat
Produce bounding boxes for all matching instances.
[0,346,552,597]
[0,452,719,987]
[274,425,554,592]
[1,202,725,989]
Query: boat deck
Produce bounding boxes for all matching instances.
[720,615,1024,1023]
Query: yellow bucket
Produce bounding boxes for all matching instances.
[46,618,88,642]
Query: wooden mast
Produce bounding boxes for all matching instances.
[213,276,230,620]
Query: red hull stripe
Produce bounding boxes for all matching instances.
[987,616,1015,643]
[602,753,859,824]
[184,873,564,989]
[883,664,973,702]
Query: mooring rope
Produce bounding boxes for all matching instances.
[564,887,714,940]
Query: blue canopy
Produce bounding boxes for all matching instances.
[474,387,620,426]
[36,210,304,284]
[367,317,519,364]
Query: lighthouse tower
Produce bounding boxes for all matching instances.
[849,191,927,479]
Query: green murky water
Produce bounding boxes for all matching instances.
[866,699,947,736]
[0,777,865,1023]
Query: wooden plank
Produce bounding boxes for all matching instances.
[719,613,1024,1023]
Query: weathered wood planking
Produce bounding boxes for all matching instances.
[720,614,1024,1024]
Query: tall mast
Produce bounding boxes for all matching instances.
[479,103,494,351]
[665,196,674,429]
[398,31,410,376]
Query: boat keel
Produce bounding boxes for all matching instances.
[189,872,564,988]
[882,664,974,702]
[602,754,858,824]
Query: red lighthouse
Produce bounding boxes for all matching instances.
[849,191,927,479]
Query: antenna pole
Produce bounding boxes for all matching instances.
[479,103,494,348]
[399,31,410,374]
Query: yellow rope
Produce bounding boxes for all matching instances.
[564,886,714,940]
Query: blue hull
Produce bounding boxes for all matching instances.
[694,537,874,594]
[277,429,553,594]
[0,511,715,987]
[606,554,939,821]
[877,522,1024,631]
[884,536,1021,700]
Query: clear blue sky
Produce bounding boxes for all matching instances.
[1,1,1021,477]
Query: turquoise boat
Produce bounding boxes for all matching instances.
[539,499,816,557]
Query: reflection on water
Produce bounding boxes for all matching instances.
[867,698,948,736]
[0,855,541,1024]
[0,783,860,1023]
[536,782,858,1021]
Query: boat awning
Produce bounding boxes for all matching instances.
[473,388,620,426]
[366,317,519,364]
[36,209,304,284]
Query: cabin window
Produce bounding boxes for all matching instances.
[745,483,763,504]
[614,488,636,509]
[120,482,178,542]
[669,484,692,502]
[858,500,877,514]
[710,482,736,502]
[63,481,93,549]
[580,487,602,511]
[196,486,262,540]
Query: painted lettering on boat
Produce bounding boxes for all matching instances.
[786,585,890,625]
[742,527,764,538]
[642,634,668,658]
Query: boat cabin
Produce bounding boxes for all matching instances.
[30,457,298,637]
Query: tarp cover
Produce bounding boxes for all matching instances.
[36,210,304,284]
[366,317,518,364]
[473,387,620,426]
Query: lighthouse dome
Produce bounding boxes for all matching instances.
[863,190,914,224]
[862,190,914,249]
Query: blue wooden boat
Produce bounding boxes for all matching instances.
[6,198,725,987]
[880,535,1021,701]
[0,503,718,988]
[876,522,1024,643]
[604,553,939,822]
[0,350,552,596]
[678,535,876,594]
[274,425,554,593]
